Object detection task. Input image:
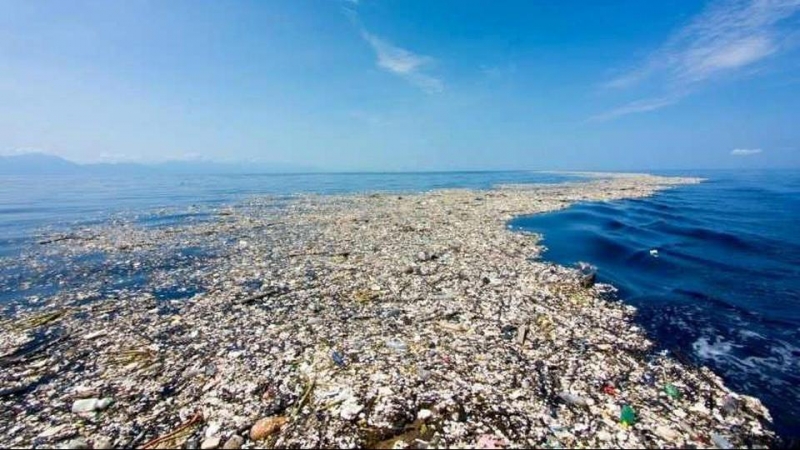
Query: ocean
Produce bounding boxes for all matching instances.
[510,169,800,439]
[0,171,573,249]
[1,169,798,438]
[0,171,576,307]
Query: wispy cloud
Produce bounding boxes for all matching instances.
[360,32,443,93]
[342,2,443,93]
[595,0,800,120]
[588,96,680,122]
[731,148,763,155]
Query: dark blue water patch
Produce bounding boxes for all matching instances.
[0,240,217,313]
[106,271,150,293]
[74,251,107,265]
[509,170,800,440]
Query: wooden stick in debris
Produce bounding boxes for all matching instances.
[287,251,351,258]
[238,286,291,305]
[139,411,204,449]
[37,234,95,245]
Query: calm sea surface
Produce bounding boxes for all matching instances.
[0,171,573,251]
[511,170,800,439]
[1,170,798,438]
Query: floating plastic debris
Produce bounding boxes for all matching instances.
[602,384,618,396]
[385,338,408,353]
[500,324,517,340]
[664,383,681,399]
[620,404,637,426]
[711,432,734,449]
[331,350,345,367]
[721,395,740,415]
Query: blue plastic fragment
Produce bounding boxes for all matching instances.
[331,350,345,367]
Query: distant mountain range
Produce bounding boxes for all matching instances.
[0,153,316,175]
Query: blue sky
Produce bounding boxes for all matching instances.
[1,0,798,171]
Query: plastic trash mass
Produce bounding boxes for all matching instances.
[0,174,777,448]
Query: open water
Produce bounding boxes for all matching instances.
[510,170,800,438]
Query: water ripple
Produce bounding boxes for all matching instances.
[510,170,800,439]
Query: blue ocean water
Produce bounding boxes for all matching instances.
[510,170,800,439]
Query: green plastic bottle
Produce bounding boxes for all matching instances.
[620,404,636,426]
[664,384,680,399]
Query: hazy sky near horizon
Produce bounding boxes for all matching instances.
[1,0,799,171]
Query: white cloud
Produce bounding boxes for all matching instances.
[596,0,800,120]
[344,4,443,93]
[616,0,798,87]
[602,70,649,90]
[588,96,680,122]
[731,148,763,155]
[683,36,775,79]
[361,32,443,93]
